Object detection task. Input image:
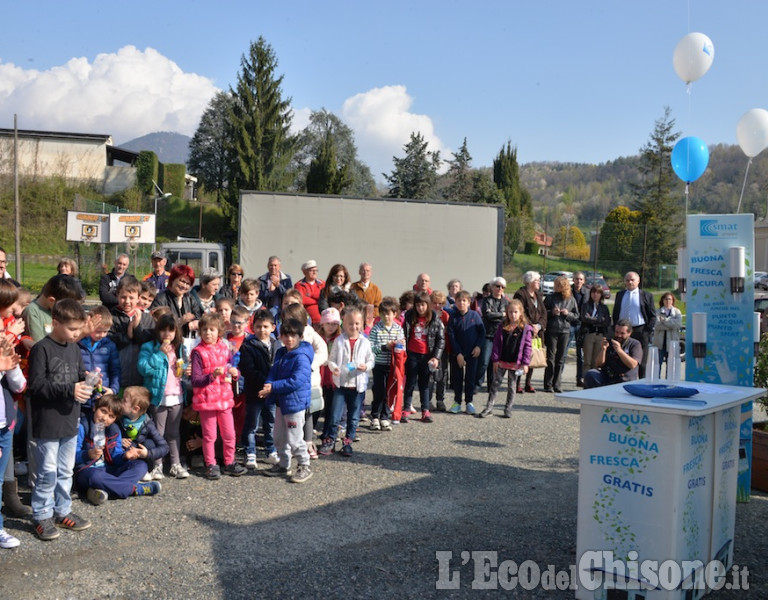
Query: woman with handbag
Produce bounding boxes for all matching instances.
[513,271,547,393]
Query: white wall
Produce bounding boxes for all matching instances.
[239,192,504,298]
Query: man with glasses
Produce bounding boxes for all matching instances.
[258,256,292,317]
[612,271,656,378]
[0,247,20,287]
[99,254,130,310]
[570,272,588,386]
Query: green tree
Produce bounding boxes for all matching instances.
[305,131,351,194]
[598,205,643,272]
[385,132,441,199]
[292,109,376,196]
[187,91,235,204]
[631,107,682,283]
[228,37,295,215]
[552,224,590,260]
[443,137,474,202]
[493,141,533,257]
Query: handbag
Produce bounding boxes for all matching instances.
[529,336,547,369]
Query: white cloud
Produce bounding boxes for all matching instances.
[0,46,218,144]
[341,85,449,180]
[290,106,312,136]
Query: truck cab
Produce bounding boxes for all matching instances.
[160,241,227,284]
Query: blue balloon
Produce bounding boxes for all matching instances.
[671,136,709,183]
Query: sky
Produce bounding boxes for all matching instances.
[1,1,767,183]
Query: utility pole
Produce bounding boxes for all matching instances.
[13,115,21,282]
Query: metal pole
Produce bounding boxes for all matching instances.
[13,114,21,282]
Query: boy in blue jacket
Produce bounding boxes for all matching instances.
[446,291,485,415]
[74,394,160,505]
[78,305,121,412]
[258,318,314,484]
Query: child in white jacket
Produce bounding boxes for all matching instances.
[318,308,373,457]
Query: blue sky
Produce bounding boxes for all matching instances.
[1,1,766,181]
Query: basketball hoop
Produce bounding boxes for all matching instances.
[126,234,140,252]
[81,224,98,247]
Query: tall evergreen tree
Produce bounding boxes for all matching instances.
[228,37,294,212]
[187,91,234,204]
[493,141,533,257]
[305,131,351,194]
[444,137,474,202]
[631,107,681,283]
[385,132,441,199]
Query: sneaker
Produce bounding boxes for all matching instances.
[150,466,165,480]
[449,403,462,414]
[0,529,20,549]
[465,402,476,415]
[134,481,161,496]
[370,418,381,431]
[318,439,335,455]
[141,470,153,482]
[34,518,60,541]
[421,410,434,423]
[307,442,318,460]
[359,413,370,425]
[436,402,447,412]
[205,464,221,480]
[55,512,92,531]
[223,462,247,477]
[479,407,492,418]
[340,438,354,457]
[262,464,291,477]
[244,453,258,469]
[400,411,409,423]
[525,385,536,393]
[169,463,190,479]
[290,464,313,484]
[380,419,393,431]
[516,385,524,394]
[87,488,108,506]
[264,452,280,465]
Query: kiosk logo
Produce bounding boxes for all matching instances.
[700,219,738,238]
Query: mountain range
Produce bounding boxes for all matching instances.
[119,131,191,165]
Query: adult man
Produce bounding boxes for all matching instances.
[413,273,433,295]
[570,272,587,386]
[99,254,130,309]
[584,320,642,388]
[350,262,382,316]
[258,256,292,316]
[0,247,20,287]
[143,251,170,292]
[612,271,655,377]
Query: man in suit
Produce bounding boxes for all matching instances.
[612,271,655,378]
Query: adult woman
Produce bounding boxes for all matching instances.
[476,276,509,390]
[57,257,78,277]
[221,264,244,300]
[318,264,351,313]
[191,268,222,314]
[513,271,547,393]
[151,265,203,338]
[652,292,683,377]
[579,283,612,383]
[542,276,578,393]
[294,259,325,324]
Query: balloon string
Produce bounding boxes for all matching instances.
[736,157,752,214]
[685,183,689,215]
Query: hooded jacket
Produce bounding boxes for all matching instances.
[265,341,314,414]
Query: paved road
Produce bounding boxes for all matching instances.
[2,362,766,599]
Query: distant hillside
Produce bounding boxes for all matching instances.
[119,131,191,165]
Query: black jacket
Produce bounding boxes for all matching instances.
[239,335,275,402]
[402,310,445,361]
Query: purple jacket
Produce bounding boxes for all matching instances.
[490,324,533,366]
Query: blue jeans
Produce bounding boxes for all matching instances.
[0,426,13,530]
[75,460,148,498]
[241,399,276,456]
[327,388,363,442]
[31,435,77,521]
[475,338,494,388]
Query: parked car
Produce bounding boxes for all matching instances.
[755,271,768,290]
[541,271,573,295]
[585,276,611,299]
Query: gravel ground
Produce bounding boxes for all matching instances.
[1,362,766,600]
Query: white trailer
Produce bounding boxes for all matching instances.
[238,191,504,298]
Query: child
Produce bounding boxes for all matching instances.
[137,315,188,479]
[190,312,247,480]
[74,394,160,505]
[401,292,445,423]
[138,281,158,312]
[237,278,263,318]
[317,307,341,438]
[23,274,84,343]
[239,309,278,468]
[479,299,533,418]
[258,318,314,483]
[28,298,94,540]
[215,297,235,331]
[227,306,250,441]
[109,275,155,388]
[430,291,451,412]
[118,386,170,479]
[397,290,415,326]
[367,298,404,432]
[318,307,374,457]
[78,305,121,412]
[446,290,485,415]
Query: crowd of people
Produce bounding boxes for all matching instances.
[0,246,682,549]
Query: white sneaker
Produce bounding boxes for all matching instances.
[141,470,153,482]
[380,419,393,431]
[0,529,20,549]
[150,466,165,480]
[245,454,258,469]
[169,464,190,479]
[370,418,381,431]
[265,452,279,465]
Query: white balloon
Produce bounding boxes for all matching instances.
[673,32,715,83]
[737,108,768,158]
